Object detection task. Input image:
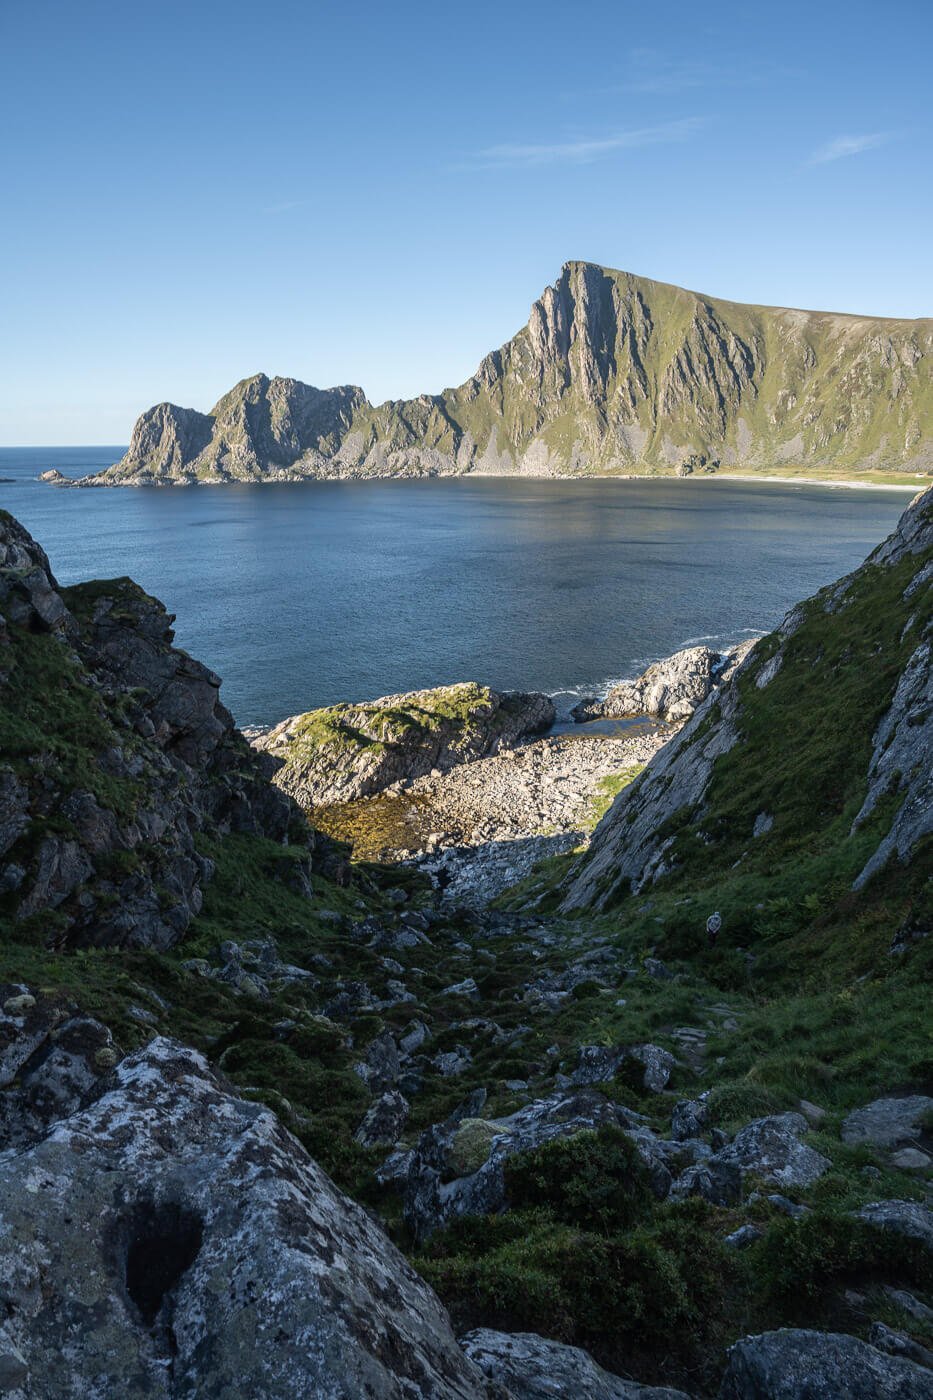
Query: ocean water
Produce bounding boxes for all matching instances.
[0,447,916,728]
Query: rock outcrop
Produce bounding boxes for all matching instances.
[253,683,555,807]
[841,1095,933,1150]
[560,486,933,909]
[855,1200,933,1251]
[71,263,933,485]
[0,510,319,949]
[460,1329,693,1399]
[0,1037,491,1399]
[706,1113,830,1191]
[718,1329,933,1398]
[572,643,754,724]
[401,1088,666,1243]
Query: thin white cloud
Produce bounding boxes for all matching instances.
[562,49,803,102]
[808,133,888,165]
[264,198,312,214]
[473,117,702,169]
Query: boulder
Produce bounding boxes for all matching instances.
[355,1090,410,1148]
[572,1043,675,1093]
[719,1328,933,1398]
[403,1088,658,1242]
[855,1200,933,1251]
[572,644,752,725]
[573,1044,629,1085]
[669,1159,742,1208]
[630,1044,677,1093]
[355,1028,401,1091]
[869,1322,933,1370]
[709,1114,830,1190]
[672,1096,710,1141]
[0,1038,489,1398]
[460,1329,693,1398]
[841,1095,933,1149]
[725,1225,763,1250]
[0,990,113,1149]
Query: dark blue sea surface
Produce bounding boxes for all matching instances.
[0,447,915,728]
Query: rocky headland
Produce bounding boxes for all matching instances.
[46,263,933,487]
[266,645,749,906]
[572,642,756,724]
[252,683,555,806]
[0,491,931,1397]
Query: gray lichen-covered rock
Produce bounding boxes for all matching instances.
[354,1090,410,1148]
[669,1158,742,1208]
[718,1328,933,1398]
[630,1043,677,1093]
[841,1095,933,1149]
[403,1088,661,1242]
[708,1113,830,1190]
[253,682,555,807]
[855,1200,933,1251]
[572,644,752,725]
[672,1096,710,1141]
[572,1043,676,1093]
[0,987,113,1148]
[460,1329,693,1398]
[0,1038,489,1399]
[869,1321,933,1370]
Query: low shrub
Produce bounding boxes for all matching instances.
[503,1125,653,1233]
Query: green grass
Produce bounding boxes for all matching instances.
[3,491,933,1394]
[585,765,646,830]
[272,683,511,763]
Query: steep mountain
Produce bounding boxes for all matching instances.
[83,262,932,485]
[559,484,932,911]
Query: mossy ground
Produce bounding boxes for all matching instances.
[278,683,506,763]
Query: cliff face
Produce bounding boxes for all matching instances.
[559,485,933,911]
[0,511,322,949]
[91,263,933,485]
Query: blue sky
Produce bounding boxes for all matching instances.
[2,0,930,443]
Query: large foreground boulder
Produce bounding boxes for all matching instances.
[718,1328,933,1398]
[0,1038,489,1399]
[461,1329,693,1398]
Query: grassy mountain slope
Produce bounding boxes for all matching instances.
[91,263,933,485]
[1,503,931,1394]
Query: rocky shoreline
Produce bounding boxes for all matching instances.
[320,725,669,906]
[256,644,747,906]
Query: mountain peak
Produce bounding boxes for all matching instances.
[90,267,932,485]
